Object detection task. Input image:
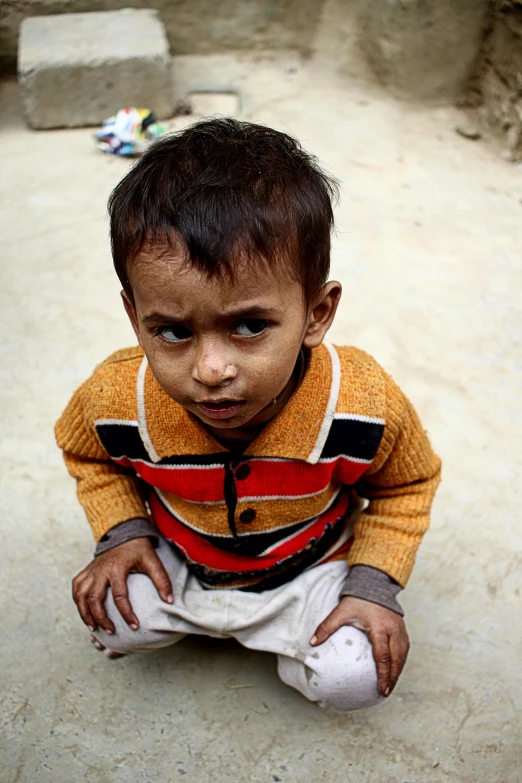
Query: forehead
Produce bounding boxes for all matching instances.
[129,250,304,316]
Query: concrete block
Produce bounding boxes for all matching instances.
[2,0,322,75]
[18,10,173,129]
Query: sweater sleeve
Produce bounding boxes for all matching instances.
[348,371,441,588]
[55,379,150,542]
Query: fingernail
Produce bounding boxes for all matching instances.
[130,623,138,631]
[384,686,391,696]
[310,635,318,645]
[167,594,174,604]
[105,628,113,635]
[88,625,94,632]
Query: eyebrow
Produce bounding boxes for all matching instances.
[142,306,282,326]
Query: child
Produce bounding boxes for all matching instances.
[55,119,441,712]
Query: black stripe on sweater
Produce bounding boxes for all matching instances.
[95,423,226,467]
[181,512,350,592]
[320,417,384,462]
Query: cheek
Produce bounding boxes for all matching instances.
[248,354,292,390]
[146,346,188,397]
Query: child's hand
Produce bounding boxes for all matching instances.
[310,596,409,697]
[72,538,173,635]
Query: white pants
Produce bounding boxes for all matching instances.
[94,537,383,712]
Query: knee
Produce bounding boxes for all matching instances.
[307,625,383,712]
[95,573,168,654]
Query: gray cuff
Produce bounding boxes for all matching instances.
[94,518,159,557]
[340,565,404,616]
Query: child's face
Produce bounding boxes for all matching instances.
[123,250,341,431]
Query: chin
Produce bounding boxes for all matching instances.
[212,412,255,428]
[190,408,251,428]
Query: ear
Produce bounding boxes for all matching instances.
[121,291,143,347]
[302,281,342,349]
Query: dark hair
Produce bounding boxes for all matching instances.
[108,118,338,305]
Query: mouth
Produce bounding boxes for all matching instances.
[195,400,246,420]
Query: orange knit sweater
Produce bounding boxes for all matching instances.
[55,342,441,589]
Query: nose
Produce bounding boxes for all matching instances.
[192,337,237,388]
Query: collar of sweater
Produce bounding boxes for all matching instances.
[137,342,341,465]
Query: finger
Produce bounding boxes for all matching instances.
[142,552,173,603]
[369,630,392,696]
[72,569,89,596]
[310,606,342,646]
[389,631,410,691]
[74,579,97,631]
[90,633,105,651]
[88,585,115,635]
[110,575,139,630]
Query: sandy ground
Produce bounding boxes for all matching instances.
[1,54,521,783]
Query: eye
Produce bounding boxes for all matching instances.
[157,324,192,343]
[233,319,269,337]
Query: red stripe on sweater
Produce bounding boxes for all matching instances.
[114,458,225,502]
[113,456,368,502]
[235,460,334,500]
[333,457,369,486]
[149,490,351,572]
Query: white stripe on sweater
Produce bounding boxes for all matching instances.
[307,342,341,464]
[137,356,161,463]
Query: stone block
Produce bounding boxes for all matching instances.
[18,10,173,129]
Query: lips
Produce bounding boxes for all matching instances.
[196,400,246,420]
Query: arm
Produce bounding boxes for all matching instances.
[55,378,150,542]
[94,517,159,556]
[348,371,441,587]
[55,379,171,632]
[312,371,441,695]
[340,565,403,615]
